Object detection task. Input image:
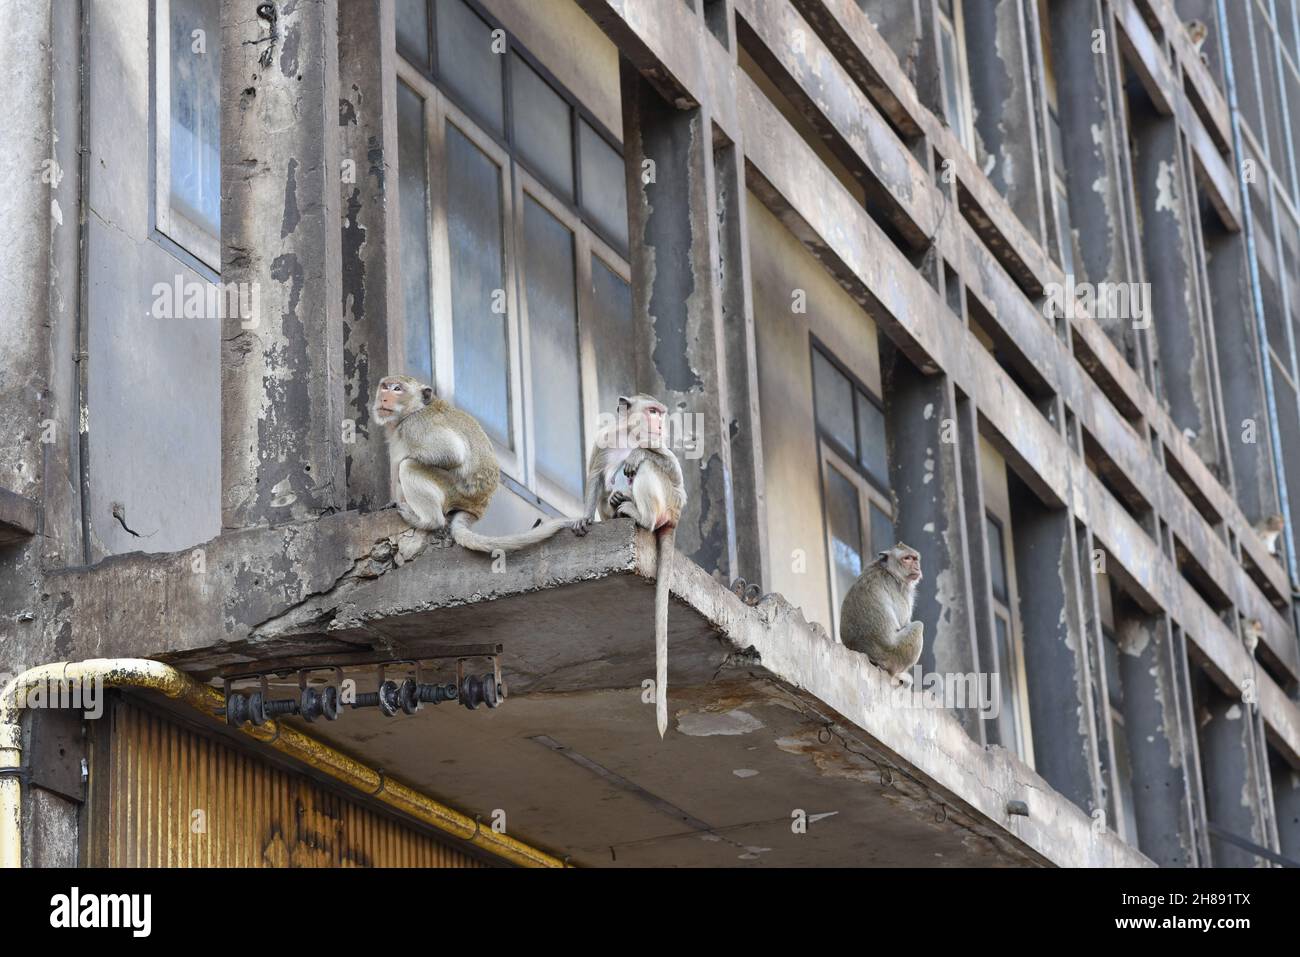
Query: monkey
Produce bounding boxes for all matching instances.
[583,394,687,737]
[1255,513,1285,556]
[1185,19,1210,65]
[839,543,924,688]
[1243,617,1264,657]
[373,374,586,553]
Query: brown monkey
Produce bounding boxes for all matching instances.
[374,374,586,552]
[584,394,686,737]
[839,543,924,688]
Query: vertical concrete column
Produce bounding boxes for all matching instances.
[1009,480,1104,815]
[221,0,346,529]
[1047,0,1135,354]
[962,0,1050,247]
[1115,607,1200,865]
[883,344,980,735]
[621,65,737,579]
[0,0,53,520]
[1130,91,1219,467]
[1200,685,1271,866]
[339,0,402,512]
[713,140,770,588]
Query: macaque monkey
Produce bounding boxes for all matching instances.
[373,374,586,552]
[1255,513,1285,556]
[839,543,924,688]
[1243,617,1264,657]
[1185,19,1211,66]
[583,394,687,737]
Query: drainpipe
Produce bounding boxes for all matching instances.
[1216,0,1300,597]
[0,659,566,868]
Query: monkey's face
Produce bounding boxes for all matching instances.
[890,545,922,583]
[620,394,668,447]
[374,375,432,424]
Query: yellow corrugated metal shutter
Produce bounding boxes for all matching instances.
[84,697,486,868]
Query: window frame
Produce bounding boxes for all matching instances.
[810,341,893,636]
[153,0,221,270]
[938,0,977,156]
[395,5,631,515]
[984,510,1036,768]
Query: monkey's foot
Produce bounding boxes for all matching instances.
[397,504,420,527]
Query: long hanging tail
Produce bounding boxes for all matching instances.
[448,511,574,554]
[654,524,676,739]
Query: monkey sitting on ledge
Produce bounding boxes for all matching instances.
[373,374,587,553]
[839,543,924,688]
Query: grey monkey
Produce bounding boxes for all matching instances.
[839,543,924,687]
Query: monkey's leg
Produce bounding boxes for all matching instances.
[398,460,448,531]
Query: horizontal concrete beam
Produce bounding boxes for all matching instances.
[0,487,38,545]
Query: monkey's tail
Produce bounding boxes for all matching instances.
[448,511,575,554]
[654,524,676,739]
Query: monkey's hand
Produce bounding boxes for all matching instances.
[569,517,591,537]
[622,447,647,480]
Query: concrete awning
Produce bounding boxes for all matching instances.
[40,511,1149,867]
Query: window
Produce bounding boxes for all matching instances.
[155,0,221,268]
[396,0,632,512]
[985,511,1034,766]
[937,0,975,154]
[1037,0,1076,276]
[813,344,893,633]
[1101,626,1138,845]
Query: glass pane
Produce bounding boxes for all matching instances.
[436,0,505,134]
[812,350,855,455]
[825,465,864,613]
[521,196,583,497]
[855,391,889,488]
[396,0,430,68]
[994,614,1022,757]
[939,21,966,151]
[397,82,432,384]
[868,501,893,556]
[579,120,628,248]
[446,123,510,444]
[986,514,1008,603]
[511,53,574,201]
[590,257,635,418]
[169,0,221,236]
[1112,714,1138,844]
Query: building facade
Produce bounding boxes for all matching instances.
[2,0,1300,867]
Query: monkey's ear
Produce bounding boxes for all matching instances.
[617,395,632,410]
[421,386,433,404]
[878,550,890,560]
